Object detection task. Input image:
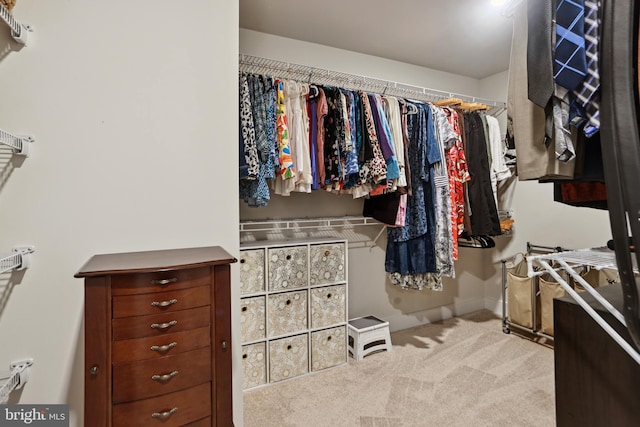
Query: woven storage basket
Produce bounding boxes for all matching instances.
[1,0,16,11]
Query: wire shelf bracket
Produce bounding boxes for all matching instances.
[0,3,31,45]
[0,128,34,157]
[0,359,33,403]
[0,246,35,274]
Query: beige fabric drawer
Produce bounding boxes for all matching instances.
[268,246,308,291]
[241,342,267,390]
[240,296,266,342]
[309,243,346,286]
[267,290,308,337]
[269,334,309,382]
[310,284,346,329]
[311,326,346,371]
[239,249,265,295]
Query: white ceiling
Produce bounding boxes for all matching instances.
[239,0,514,80]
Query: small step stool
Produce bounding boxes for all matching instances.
[347,315,392,361]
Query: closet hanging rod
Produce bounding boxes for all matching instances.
[0,246,34,274]
[239,54,507,114]
[0,128,33,156]
[0,3,30,45]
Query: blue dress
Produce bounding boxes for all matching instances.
[385,102,441,277]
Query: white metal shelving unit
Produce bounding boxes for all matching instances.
[527,248,640,365]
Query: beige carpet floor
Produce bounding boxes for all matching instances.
[243,310,555,427]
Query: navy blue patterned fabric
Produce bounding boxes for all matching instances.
[385,103,440,275]
[554,0,588,91]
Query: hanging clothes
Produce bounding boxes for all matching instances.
[368,94,401,186]
[382,95,408,191]
[486,114,512,208]
[386,102,442,291]
[507,0,576,181]
[274,79,296,180]
[293,82,313,193]
[322,86,346,188]
[338,90,358,182]
[441,106,469,261]
[239,73,259,181]
[429,105,457,278]
[240,74,277,208]
[238,70,510,292]
[463,112,502,236]
[354,91,387,198]
[316,87,329,188]
[307,85,321,190]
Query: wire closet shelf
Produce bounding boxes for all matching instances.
[0,246,34,402]
[239,55,507,115]
[0,128,32,156]
[0,2,30,45]
[0,246,34,274]
[0,359,33,404]
[527,248,640,365]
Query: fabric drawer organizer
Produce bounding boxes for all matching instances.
[239,238,348,389]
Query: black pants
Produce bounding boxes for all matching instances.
[464,113,502,236]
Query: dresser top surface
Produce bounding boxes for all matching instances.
[74,246,237,278]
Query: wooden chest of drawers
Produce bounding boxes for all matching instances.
[75,246,236,427]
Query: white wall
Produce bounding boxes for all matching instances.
[0,1,241,426]
[241,29,482,97]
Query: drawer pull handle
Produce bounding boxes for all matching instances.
[221,340,228,350]
[324,250,330,256]
[286,255,292,260]
[151,370,179,382]
[150,342,177,352]
[150,320,178,330]
[151,299,178,308]
[151,407,178,420]
[150,278,178,285]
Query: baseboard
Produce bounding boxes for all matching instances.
[385,297,486,332]
[484,297,504,317]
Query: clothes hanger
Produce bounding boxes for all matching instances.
[457,102,489,112]
[405,102,419,115]
[434,97,463,107]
